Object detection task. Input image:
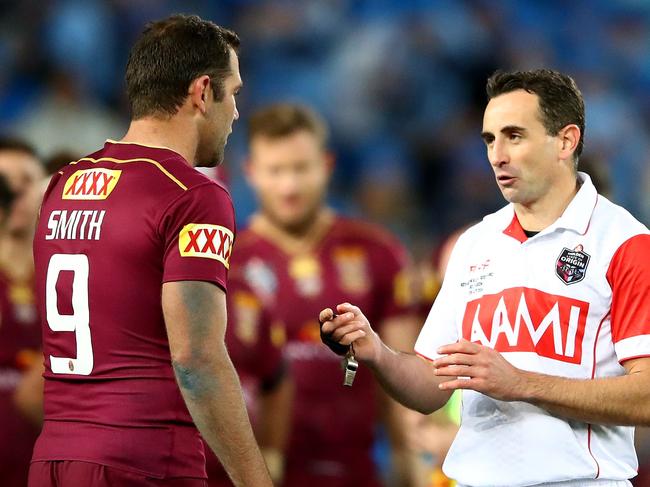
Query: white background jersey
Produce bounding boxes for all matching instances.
[415,174,650,486]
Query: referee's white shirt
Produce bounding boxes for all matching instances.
[415,173,650,486]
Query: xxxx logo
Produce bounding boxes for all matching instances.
[179,224,234,268]
[62,169,121,200]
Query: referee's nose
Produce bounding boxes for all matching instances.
[488,137,509,167]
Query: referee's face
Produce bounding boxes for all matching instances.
[481,90,573,211]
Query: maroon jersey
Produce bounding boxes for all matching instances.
[0,272,40,486]
[232,213,414,481]
[205,277,284,487]
[32,141,235,479]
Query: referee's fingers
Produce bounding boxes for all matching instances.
[319,308,334,325]
[320,312,354,334]
[330,321,365,342]
[336,302,361,317]
[339,329,366,346]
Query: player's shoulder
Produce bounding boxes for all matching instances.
[331,215,404,251]
[231,226,266,258]
[75,141,230,196]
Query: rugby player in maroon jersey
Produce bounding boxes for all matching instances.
[232,103,422,487]
[29,15,272,487]
[205,276,292,487]
[0,138,44,486]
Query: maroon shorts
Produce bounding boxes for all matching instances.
[29,461,208,487]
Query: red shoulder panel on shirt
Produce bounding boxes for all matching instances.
[606,234,650,343]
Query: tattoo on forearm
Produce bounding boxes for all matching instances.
[172,361,217,399]
[172,282,222,399]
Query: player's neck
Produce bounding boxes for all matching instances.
[514,175,580,232]
[121,117,198,166]
[251,208,335,255]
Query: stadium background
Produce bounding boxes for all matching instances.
[1,0,650,483]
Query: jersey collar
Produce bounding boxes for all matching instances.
[551,172,598,235]
[494,172,598,242]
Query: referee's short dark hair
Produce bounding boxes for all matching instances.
[486,69,585,164]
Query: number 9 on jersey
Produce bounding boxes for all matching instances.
[46,253,93,376]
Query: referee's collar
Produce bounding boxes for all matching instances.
[495,172,598,242]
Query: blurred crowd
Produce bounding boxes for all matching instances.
[1,0,650,255]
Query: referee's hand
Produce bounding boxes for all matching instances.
[319,303,382,365]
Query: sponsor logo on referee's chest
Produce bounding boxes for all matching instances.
[179,224,233,267]
[62,168,122,200]
[462,287,589,364]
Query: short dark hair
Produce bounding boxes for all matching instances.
[0,136,38,158]
[126,14,240,119]
[486,69,585,163]
[248,103,329,148]
[45,150,78,175]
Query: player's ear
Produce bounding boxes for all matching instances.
[324,151,336,178]
[189,75,211,115]
[243,157,256,186]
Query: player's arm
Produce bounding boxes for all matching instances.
[257,369,293,484]
[13,358,44,425]
[434,341,650,425]
[163,281,272,487]
[320,303,453,415]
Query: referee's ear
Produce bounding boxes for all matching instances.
[558,124,580,165]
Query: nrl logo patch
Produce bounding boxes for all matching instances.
[555,245,590,285]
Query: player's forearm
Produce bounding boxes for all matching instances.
[14,361,45,426]
[520,370,650,426]
[257,376,293,451]
[173,352,272,487]
[369,344,451,415]
[257,377,292,483]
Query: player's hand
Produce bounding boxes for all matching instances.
[319,303,382,365]
[432,339,527,401]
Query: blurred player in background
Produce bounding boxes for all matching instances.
[29,15,272,487]
[0,138,45,486]
[205,276,292,486]
[234,103,421,486]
